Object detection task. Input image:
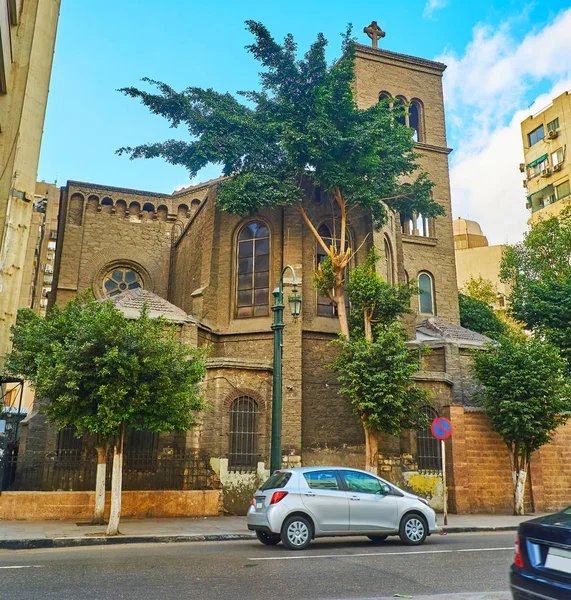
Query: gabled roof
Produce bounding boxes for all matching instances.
[106,289,188,323]
[415,317,490,347]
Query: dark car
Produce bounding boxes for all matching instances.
[510,507,571,600]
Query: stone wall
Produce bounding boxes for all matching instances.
[444,405,571,514]
[0,490,220,520]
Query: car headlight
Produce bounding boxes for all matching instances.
[417,496,431,508]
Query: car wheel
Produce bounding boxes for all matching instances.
[281,515,312,551]
[368,535,388,544]
[399,514,427,546]
[255,530,281,546]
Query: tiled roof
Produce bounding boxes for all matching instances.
[416,317,490,346]
[107,289,188,323]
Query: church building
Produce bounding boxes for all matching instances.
[24,28,489,493]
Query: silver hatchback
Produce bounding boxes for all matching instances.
[247,466,439,550]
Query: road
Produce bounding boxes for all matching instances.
[0,531,516,600]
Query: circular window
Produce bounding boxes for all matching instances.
[103,268,142,297]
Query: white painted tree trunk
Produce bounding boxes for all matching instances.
[106,426,125,536]
[92,444,107,525]
[513,469,527,516]
[364,426,379,475]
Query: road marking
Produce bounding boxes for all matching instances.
[0,565,43,569]
[249,547,513,561]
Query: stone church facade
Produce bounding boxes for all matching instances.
[28,41,488,488]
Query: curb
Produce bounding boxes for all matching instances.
[0,525,518,551]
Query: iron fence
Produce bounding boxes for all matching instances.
[0,449,217,492]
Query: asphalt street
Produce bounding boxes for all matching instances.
[0,531,516,600]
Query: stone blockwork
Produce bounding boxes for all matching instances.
[444,405,571,514]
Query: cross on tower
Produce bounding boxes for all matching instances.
[363,21,385,49]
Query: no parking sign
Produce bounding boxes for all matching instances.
[431,417,453,440]
[430,416,453,526]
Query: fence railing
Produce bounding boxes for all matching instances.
[0,450,217,492]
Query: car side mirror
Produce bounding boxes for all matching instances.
[381,484,391,495]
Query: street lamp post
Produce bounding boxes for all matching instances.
[270,266,302,474]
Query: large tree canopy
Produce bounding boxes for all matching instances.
[501,208,571,366]
[118,22,444,337]
[118,22,441,226]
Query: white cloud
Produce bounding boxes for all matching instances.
[423,0,449,20]
[439,8,571,244]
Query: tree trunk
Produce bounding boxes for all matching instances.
[364,425,379,475]
[92,441,109,525]
[336,288,350,338]
[513,469,527,516]
[106,424,125,536]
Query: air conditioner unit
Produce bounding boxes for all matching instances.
[43,275,53,285]
[553,163,563,172]
[519,163,525,173]
[548,129,559,139]
[541,167,552,177]
[40,299,48,308]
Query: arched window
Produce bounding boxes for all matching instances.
[394,96,407,128]
[417,406,441,472]
[103,267,143,297]
[384,237,394,284]
[236,221,270,318]
[409,99,424,143]
[229,396,259,470]
[316,224,335,317]
[378,90,391,103]
[418,272,435,315]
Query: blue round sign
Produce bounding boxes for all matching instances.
[431,417,453,440]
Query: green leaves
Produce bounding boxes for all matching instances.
[501,207,571,369]
[473,330,571,457]
[330,323,429,435]
[458,293,505,340]
[5,295,208,439]
[118,21,443,227]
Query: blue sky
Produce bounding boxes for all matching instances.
[39,1,571,243]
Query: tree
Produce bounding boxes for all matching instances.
[118,21,444,338]
[329,249,429,473]
[501,207,571,368]
[458,293,505,339]
[5,295,207,533]
[472,330,571,515]
[462,275,498,307]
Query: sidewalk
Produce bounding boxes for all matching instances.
[0,513,536,550]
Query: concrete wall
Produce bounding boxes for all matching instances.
[0,490,220,520]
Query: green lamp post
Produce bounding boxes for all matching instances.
[270,266,302,474]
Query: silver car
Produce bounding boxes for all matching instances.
[247,466,439,550]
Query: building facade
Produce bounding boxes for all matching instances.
[19,35,501,509]
[0,0,61,366]
[522,90,571,225]
[453,217,509,311]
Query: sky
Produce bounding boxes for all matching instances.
[38,1,571,245]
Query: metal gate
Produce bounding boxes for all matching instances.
[0,377,26,492]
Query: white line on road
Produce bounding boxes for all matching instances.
[0,565,43,569]
[249,547,514,561]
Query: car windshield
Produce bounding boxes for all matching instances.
[260,472,291,491]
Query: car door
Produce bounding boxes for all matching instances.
[299,469,350,532]
[340,470,398,532]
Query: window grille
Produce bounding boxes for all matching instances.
[417,406,441,472]
[124,429,159,470]
[228,396,259,470]
[56,425,82,461]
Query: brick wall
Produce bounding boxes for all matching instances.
[445,405,570,514]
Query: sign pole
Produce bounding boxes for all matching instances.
[441,438,448,526]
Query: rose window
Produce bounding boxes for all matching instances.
[103,268,142,297]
